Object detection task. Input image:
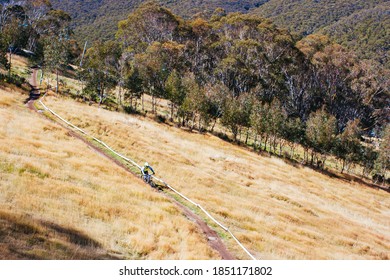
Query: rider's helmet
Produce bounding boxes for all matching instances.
[144,162,149,167]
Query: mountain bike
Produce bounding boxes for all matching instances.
[141,172,156,188]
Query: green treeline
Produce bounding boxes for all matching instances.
[254,0,387,35]
[77,3,389,182]
[48,0,390,69]
[254,0,390,70]
[0,0,79,86]
[49,0,267,43]
[0,1,388,183]
[321,3,390,69]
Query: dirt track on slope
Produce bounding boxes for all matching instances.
[27,69,235,260]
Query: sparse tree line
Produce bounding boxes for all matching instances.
[0,0,79,88]
[0,2,388,183]
[78,3,388,183]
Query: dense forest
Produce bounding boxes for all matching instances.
[49,0,268,42]
[83,3,388,180]
[47,0,390,69]
[321,3,390,69]
[0,0,389,182]
[254,0,387,35]
[254,0,390,69]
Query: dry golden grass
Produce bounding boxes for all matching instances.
[8,55,31,79]
[42,94,390,260]
[0,87,219,259]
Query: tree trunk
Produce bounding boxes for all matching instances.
[99,84,104,107]
[321,155,327,169]
[170,102,174,121]
[191,114,196,130]
[211,118,217,132]
[273,136,277,154]
[290,144,294,159]
[56,69,59,94]
[8,51,11,79]
[263,135,268,151]
[279,141,283,156]
[117,85,122,109]
[310,150,314,166]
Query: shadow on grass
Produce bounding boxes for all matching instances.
[0,211,121,260]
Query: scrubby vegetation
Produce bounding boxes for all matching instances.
[321,3,390,69]
[253,0,390,69]
[46,0,390,69]
[74,3,388,183]
[1,1,388,182]
[49,0,268,42]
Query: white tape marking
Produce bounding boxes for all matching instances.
[39,98,257,260]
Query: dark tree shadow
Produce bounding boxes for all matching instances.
[0,211,121,260]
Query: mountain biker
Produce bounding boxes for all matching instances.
[141,162,155,184]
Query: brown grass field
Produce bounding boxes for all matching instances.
[1,55,389,260]
[33,92,390,260]
[0,87,219,260]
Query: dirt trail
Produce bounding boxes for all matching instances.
[26,67,41,107]
[27,70,235,260]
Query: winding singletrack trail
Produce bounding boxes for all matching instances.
[27,69,235,260]
[26,67,41,108]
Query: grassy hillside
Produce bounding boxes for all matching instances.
[50,0,267,42]
[0,86,219,260]
[38,92,390,260]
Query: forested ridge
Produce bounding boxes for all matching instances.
[321,3,390,69]
[47,0,390,69]
[0,1,389,183]
[253,0,390,69]
[48,0,268,42]
[254,0,387,35]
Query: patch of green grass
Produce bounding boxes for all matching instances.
[163,189,232,241]
[18,166,49,179]
[0,161,15,173]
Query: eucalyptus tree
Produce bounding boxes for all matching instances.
[0,3,29,77]
[83,40,121,106]
[334,119,363,173]
[116,2,182,52]
[135,41,184,113]
[165,69,185,121]
[305,107,337,167]
[373,124,390,183]
[42,9,72,93]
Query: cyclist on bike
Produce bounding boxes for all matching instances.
[141,162,155,184]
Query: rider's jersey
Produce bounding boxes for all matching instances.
[142,166,154,174]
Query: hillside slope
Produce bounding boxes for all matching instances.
[321,3,390,69]
[39,93,390,260]
[253,0,388,35]
[252,0,390,67]
[0,86,219,259]
[50,0,267,42]
[49,0,390,70]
